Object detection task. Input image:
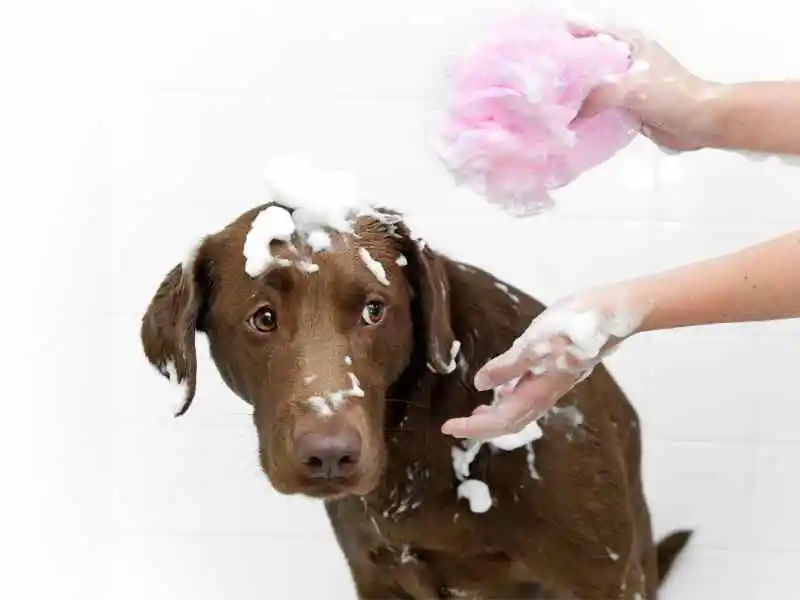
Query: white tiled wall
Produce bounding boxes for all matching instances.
[15,0,800,598]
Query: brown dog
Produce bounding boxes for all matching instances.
[141,201,690,599]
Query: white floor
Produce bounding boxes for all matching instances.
[9,1,800,598]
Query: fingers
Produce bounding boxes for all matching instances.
[473,344,526,391]
[441,386,536,439]
[564,17,646,47]
[442,370,577,440]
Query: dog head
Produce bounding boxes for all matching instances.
[141,200,456,498]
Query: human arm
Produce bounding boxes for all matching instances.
[630,229,800,332]
[704,82,800,156]
[441,230,800,439]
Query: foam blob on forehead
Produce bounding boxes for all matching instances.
[243,205,296,277]
[263,154,373,234]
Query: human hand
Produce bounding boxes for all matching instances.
[571,25,723,152]
[441,286,650,440]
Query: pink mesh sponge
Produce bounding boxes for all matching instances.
[434,13,641,216]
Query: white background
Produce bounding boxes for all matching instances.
[3,0,800,598]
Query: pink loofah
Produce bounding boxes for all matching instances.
[434,12,641,216]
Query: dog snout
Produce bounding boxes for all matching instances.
[294,426,362,480]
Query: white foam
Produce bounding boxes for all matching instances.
[488,420,544,451]
[295,260,319,273]
[524,443,540,480]
[400,545,415,564]
[306,229,332,252]
[456,479,492,513]
[263,154,366,234]
[308,395,333,417]
[548,405,585,428]
[531,364,548,376]
[451,441,483,481]
[328,372,365,409]
[395,254,408,267]
[443,340,462,374]
[532,304,645,368]
[358,247,389,286]
[243,205,296,277]
[344,356,352,365]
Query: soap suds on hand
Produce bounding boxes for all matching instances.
[358,247,390,286]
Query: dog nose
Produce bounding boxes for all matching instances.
[295,428,362,480]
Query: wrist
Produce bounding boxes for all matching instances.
[686,79,730,150]
[574,279,654,340]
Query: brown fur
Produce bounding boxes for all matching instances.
[141,202,691,599]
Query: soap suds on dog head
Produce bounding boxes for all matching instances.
[358,247,390,286]
[307,373,364,414]
[456,479,492,513]
[243,205,296,276]
[245,155,401,277]
[395,254,408,267]
[308,395,333,417]
[306,229,332,252]
[263,154,368,234]
[329,372,365,409]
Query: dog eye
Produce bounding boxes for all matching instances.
[361,300,385,326]
[249,307,278,333]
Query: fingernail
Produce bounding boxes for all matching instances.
[473,371,491,391]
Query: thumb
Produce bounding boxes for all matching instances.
[575,79,630,120]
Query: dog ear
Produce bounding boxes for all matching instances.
[140,247,208,416]
[396,223,457,375]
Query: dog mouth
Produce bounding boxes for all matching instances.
[296,470,381,499]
